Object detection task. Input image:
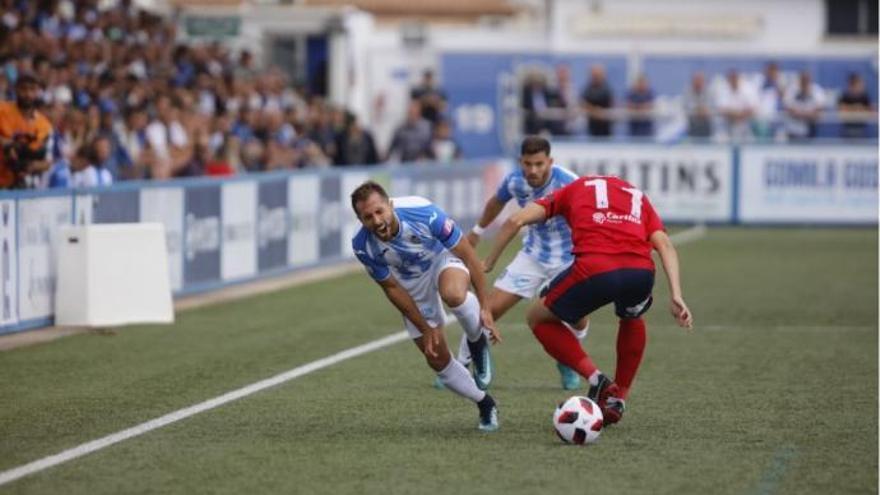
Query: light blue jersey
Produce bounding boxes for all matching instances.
[352,196,463,282]
[496,165,578,267]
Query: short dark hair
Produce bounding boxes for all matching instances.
[14,73,41,89]
[520,136,551,157]
[350,180,389,214]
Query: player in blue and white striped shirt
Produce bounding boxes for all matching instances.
[351,181,501,432]
[462,136,590,390]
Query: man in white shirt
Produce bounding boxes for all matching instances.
[755,62,786,140]
[145,95,191,178]
[714,70,758,142]
[783,71,826,141]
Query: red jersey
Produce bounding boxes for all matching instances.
[535,175,664,274]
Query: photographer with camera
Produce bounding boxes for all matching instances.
[0,74,52,189]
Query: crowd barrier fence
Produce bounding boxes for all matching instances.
[0,143,875,335]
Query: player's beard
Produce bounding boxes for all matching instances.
[526,169,550,188]
[373,215,397,241]
[375,223,390,239]
[526,174,546,187]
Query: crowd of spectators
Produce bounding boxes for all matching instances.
[0,0,872,190]
[388,69,461,163]
[522,61,876,142]
[0,0,463,190]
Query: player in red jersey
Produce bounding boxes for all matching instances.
[484,174,693,425]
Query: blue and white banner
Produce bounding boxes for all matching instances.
[17,196,72,322]
[140,188,184,292]
[738,145,878,224]
[184,186,221,286]
[2,154,874,335]
[552,143,734,222]
[257,180,288,273]
[221,182,257,281]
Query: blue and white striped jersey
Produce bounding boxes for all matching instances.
[352,196,463,282]
[496,165,578,267]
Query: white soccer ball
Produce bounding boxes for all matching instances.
[553,396,604,445]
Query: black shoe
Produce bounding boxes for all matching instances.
[466,334,493,390]
[603,394,626,425]
[587,373,612,406]
[477,394,499,432]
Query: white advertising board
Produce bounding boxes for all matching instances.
[738,146,878,224]
[221,182,257,281]
[140,188,184,291]
[18,196,72,321]
[289,175,320,266]
[0,200,17,328]
[552,143,734,222]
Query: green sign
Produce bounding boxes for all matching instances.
[184,16,241,38]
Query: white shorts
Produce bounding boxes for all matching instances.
[494,251,569,300]
[401,252,470,339]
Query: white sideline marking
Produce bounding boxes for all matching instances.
[669,223,707,245]
[0,331,412,487]
[0,223,710,487]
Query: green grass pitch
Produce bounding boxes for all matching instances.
[0,227,876,494]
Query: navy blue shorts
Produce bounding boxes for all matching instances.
[541,267,655,324]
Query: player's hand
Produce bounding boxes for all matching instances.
[480,308,502,344]
[465,231,480,248]
[670,296,693,330]
[422,326,442,357]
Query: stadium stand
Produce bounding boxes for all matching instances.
[0,0,375,188]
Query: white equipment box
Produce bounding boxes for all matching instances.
[55,223,174,327]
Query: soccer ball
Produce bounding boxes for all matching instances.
[553,396,604,445]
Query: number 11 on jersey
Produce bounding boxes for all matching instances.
[584,178,644,219]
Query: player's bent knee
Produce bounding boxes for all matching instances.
[439,287,467,308]
[526,306,545,329]
[526,311,540,330]
[527,299,562,329]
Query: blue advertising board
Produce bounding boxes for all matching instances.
[257,180,288,272]
[184,186,221,286]
[91,190,141,223]
[318,175,342,259]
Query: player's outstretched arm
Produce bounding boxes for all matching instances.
[377,276,442,356]
[466,195,506,247]
[650,230,694,330]
[484,202,547,273]
[450,238,502,344]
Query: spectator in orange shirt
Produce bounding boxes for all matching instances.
[0,74,53,188]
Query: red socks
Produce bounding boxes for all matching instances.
[615,318,647,399]
[531,322,597,380]
[532,318,648,398]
